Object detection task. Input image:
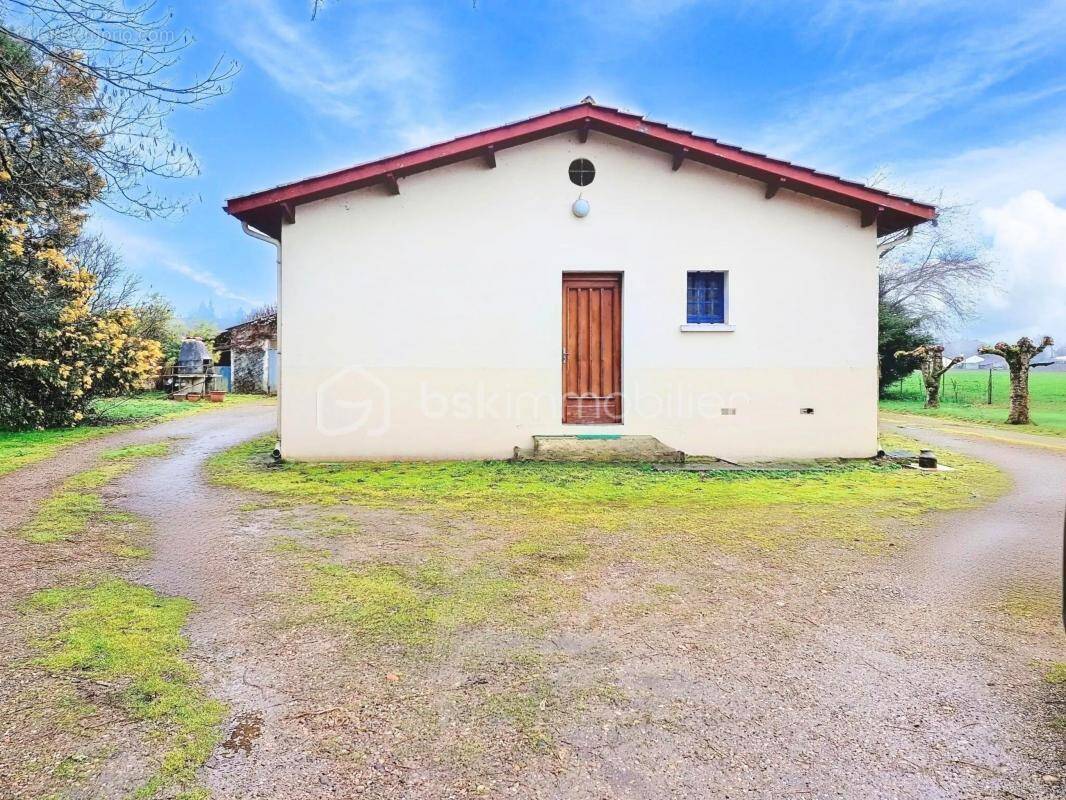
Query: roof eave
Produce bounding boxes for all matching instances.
[225,103,935,239]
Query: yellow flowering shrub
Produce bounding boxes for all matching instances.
[0,34,164,428]
[1,220,162,428]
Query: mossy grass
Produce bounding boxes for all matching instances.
[998,586,1059,621]
[100,442,172,461]
[304,560,519,647]
[25,579,224,799]
[20,441,170,546]
[21,492,105,544]
[227,433,1006,656]
[209,433,1006,548]
[0,426,108,478]
[1045,663,1066,685]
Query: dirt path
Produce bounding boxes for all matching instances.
[881,411,1066,453]
[883,415,1066,595]
[0,404,272,535]
[110,406,349,798]
[3,409,1064,799]
[705,417,1066,799]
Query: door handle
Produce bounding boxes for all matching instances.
[562,349,568,364]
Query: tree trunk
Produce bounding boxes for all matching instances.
[924,375,940,408]
[978,336,1053,426]
[1007,355,1031,424]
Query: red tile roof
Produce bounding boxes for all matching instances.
[226,100,935,238]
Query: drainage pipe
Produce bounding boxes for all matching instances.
[240,222,282,452]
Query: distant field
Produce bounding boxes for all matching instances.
[0,392,269,477]
[880,369,1066,436]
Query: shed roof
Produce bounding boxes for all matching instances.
[226,100,936,239]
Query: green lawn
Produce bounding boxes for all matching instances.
[0,392,270,477]
[27,580,224,799]
[880,369,1066,436]
[210,432,1007,553]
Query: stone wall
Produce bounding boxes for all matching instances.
[232,345,267,393]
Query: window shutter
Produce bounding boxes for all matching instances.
[687,272,725,324]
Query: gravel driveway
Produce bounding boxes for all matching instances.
[1,406,1063,799]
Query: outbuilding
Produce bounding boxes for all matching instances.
[226,100,936,461]
[214,313,278,394]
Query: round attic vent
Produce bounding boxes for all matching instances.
[568,158,595,187]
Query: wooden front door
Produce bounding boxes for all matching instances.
[562,272,622,424]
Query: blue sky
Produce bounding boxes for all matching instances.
[93,0,1066,343]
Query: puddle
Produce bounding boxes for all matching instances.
[221,711,263,755]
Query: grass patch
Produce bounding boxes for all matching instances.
[480,673,557,751]
[0,393,269,477]
[269,535,326,556]
[20,441,169,546]
[25,579,224,799]
[21,492,105,544]
[998,586,1059,621]
[210,433,1006,549]
[100,442,172,461]
[507,531,589,570]
[304,560,518,646]
[881,370,1066,436]
[0,426,109,478]
[89,391,266,424]
[1045,663,1066,685]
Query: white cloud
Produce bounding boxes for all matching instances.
[161,260,265,307]
[902,130,1066,208]
[755,4,1066,169]
[882,133,1066,341]
[220,0,443,140]
[88,215,264,309]
[979,191,1066,340]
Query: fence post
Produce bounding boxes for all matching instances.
[987,368,993,404]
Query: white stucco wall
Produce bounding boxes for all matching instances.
[277,132,879,461]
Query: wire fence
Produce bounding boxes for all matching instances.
[882,369,1012,405]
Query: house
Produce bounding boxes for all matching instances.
[225,100,935,461]
[214,313,278,394]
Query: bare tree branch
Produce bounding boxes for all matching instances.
[878,203,994,331]
[0,0,237,218]
[67,231,140,313]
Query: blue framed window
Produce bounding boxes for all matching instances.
[687,271,726,324]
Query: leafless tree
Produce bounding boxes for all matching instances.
[878,204,994,331]
[242,303,277,323]
[67,232,140,313]
[978,336,1054,424]
[0,0,237,218]
[893,344,963,408]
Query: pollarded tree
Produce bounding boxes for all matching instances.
[878,302,932,393]
[893,344,963,408]
[978,336,1054,425]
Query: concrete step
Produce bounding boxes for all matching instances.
[513,435,685,463]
